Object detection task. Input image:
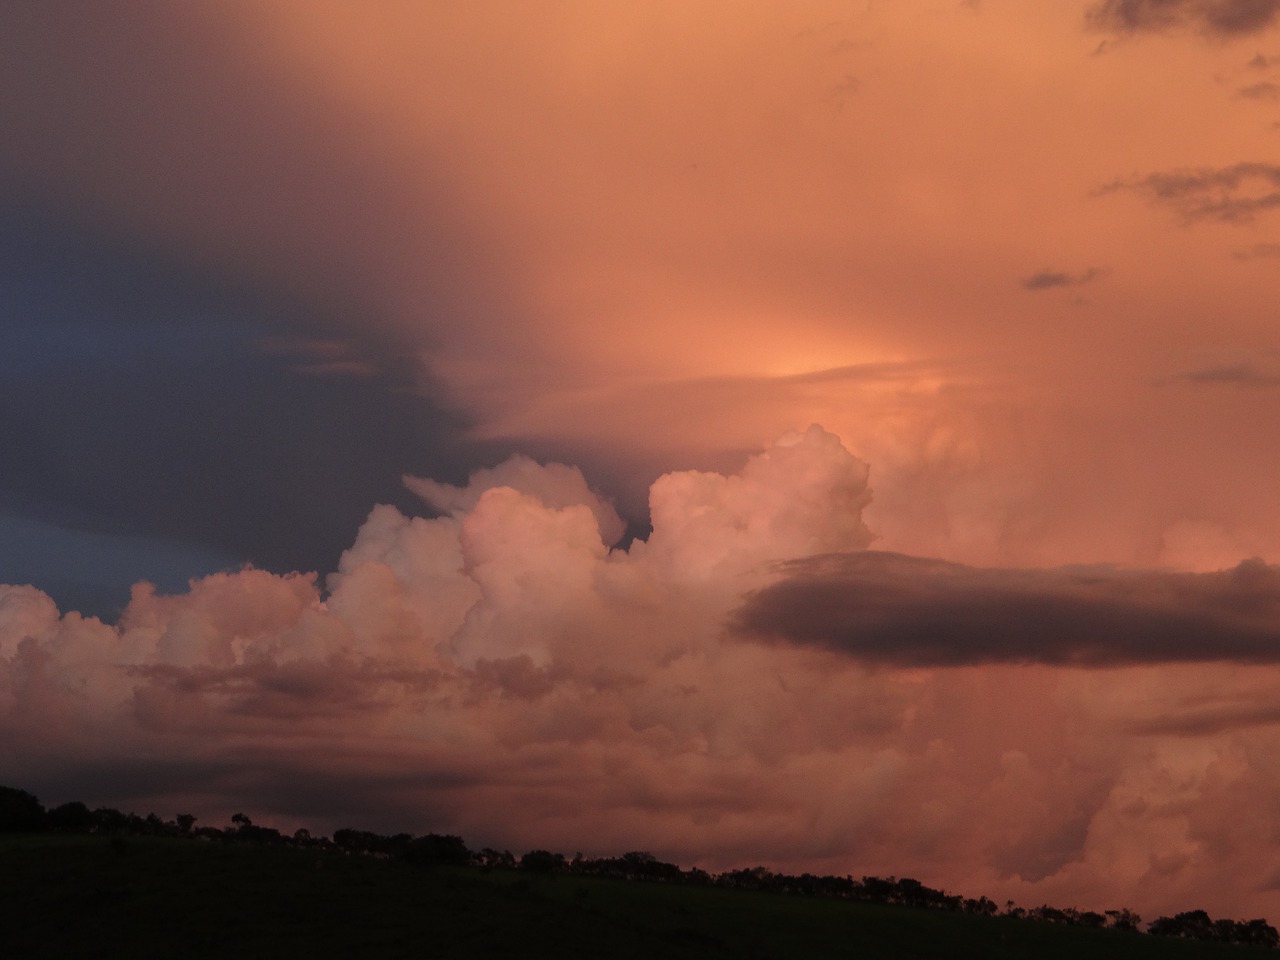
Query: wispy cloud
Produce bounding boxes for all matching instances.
[1238,79,1280,97]
[1168,361,1280,385]
[1095,163,1280,223]
[1020,267,1104,291]
[257,336,378,378]
[1128,697,1280,735]
[1233,241,1280,257]
[1087,0,1280,37]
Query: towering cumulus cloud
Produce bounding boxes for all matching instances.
[5,426,1280,920]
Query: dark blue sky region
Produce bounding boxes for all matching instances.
[0,200,496,617]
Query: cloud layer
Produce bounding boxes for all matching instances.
[7,427,1280,921]
[732,551,1280,666]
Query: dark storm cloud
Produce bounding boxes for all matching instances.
[1095,163,1280,223]
[0,0,526,613]
[1021,267,1103,290]
[731,551,1280,667]
[1087,0,1280,37]
[0,203,504,618]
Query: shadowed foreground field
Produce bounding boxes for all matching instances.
[0,834,1269,959]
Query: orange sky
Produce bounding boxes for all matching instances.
[215,0,1280,571]
[4,0,1280,925]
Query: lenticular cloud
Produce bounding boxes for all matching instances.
[6,425,1280,921]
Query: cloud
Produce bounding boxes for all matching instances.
[404,455,626,548]
[9,427,1280,919]
[1087,0,1280,37]
[1020,267,1103,290]
[731,551,1280,666]
[1128,698,1280,735]
[1238,79,1280,96]
[1233,241,1280,258]
[1169,361,1280,385]
[1095,163,1280,222]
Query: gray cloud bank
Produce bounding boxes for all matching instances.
[731,551,1280,666]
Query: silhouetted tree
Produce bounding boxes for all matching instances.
[1150,909,1216,940]
[90,807,130,834]
[963,897,998,916]
[1236,918,1280,948]
[46,801,93,833]
[405,833,471,866]
[0,786,45,832]
[1105,908,1141,931]
[476,848,516,871]
[519,849,565,874]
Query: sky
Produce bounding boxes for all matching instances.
[3,0,1280,921]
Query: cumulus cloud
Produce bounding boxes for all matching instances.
[731,551,1280,666]
[1096,163,1280,223]
[8,426,1280,919]
[1087,0,1280,37]
[404,455,625,548]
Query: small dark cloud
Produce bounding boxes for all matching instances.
[1095,162,1280,223]
[1239,79,1280,96]
[1232,240,1280,257]
[731,551,1280,668]
[1248,51,1275,66]
[1087,0,1280,37]
[1021,267,1103,291]
[825,73,861,111]
[1168,361,1280,385]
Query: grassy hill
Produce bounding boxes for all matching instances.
[0,833,1271,959]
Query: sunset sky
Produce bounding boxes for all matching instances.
[4,0,1280,922]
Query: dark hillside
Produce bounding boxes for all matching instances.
[0,833,1271,960]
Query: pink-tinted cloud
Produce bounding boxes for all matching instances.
[5,427,1280,921]
[8,0,1280,930]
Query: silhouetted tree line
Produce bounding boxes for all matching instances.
[1147,910,1280,948]
[3,784,1276,947]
